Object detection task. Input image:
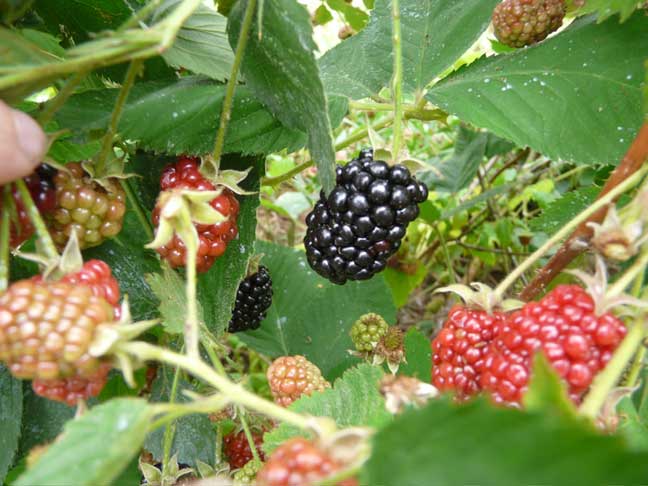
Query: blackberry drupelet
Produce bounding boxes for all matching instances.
[304,149,428,284]
[228,266,273,333]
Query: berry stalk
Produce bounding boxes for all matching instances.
[38,70,90,126]
[0,187,11,292]
[94,59,142,177]
[119,341,313,431]
[261,116,395,187]
[120,178,154,240]
[238,406,262,463]
[579,318,646,420]
[492,165,648,301]
[185,231,200,359]
[14,179,59,261]
[390,0,403,162]
[211,0,258,168]
[162,365,182,481]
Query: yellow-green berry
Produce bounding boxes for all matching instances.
[350,313,389,353]
[233,458,263,485]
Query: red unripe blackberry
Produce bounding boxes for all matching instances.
[32,362,112,406]
[479,285,626,405]
[267,356,330,407]
[152,157,240,273]
[223,430,266,469]
[0,164,56,248]
[229,266,273,333]
[0,280,116,382]
[256,438,357,486]
[33,259,121,314]
[46,162,126,249]
[492,0,565,48]
[431,305,508,400]
[304,149,428,284]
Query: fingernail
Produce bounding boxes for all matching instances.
[12,109,47,163]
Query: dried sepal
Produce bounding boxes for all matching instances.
[374,327,405,374]
[595,385,639,433]
[588,204,647,262]
[379,375,438,414]
[436,282,523,314]
[567,256,648,316]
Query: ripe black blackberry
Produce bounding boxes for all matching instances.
[228,266,273,333]
[304,149,428,284]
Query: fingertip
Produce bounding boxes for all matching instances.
[11,109,47,167]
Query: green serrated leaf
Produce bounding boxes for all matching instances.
[263,364,391,453]
[529,186,599,236]
[421,125,487,193]
[326,0,369,30]
[573,0,644,22]
[55,78,347,157]
[383,265,426,308]
[319,0,499,98]
[0,27,62,101]
[154,0,235,80]
[16,385,75,462]
[617,396,648,451]
[427,14,647,167]
[47,140,101,164]
[0,366,22,484]
[16,398,152,486]
[313,4,333,25]
[18,29,65,58]
[82,205,161,322]
[145,367,216,468]
[524,353,578,417]
[239,241,397,380]
[146,266,197,334]
[229,0,337,192]
[363,397,648,486]
[197,155,262,336]
[399,328,431,382]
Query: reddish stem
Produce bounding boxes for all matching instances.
[520,122,648,301]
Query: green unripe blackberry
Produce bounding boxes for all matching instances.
[350,313,389,353]
[233,459,263,485]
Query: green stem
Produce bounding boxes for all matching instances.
[95,60,142,177]
[38,70,89,126]
[0,187,11,293]
[624,345,646,388]
[162,366,182,478]
[622,270,647,388]
[348,100,445,121]
[580,318,646,419]
[121,179,154,240]
[185,237,200,360]
[493,165,648,301]
[14,179,58,261]
[238,406,261,462]
[120,341,312,430]
[117,0,163,32]
[607,250,648,298]
[202,334,227,376]
[390,0,403,162]
[260,116,395,187]
[212,0,257,165]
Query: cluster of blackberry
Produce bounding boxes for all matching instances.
[304,149,428,284]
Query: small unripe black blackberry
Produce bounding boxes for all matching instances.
[304,149,428,285]
[228,266,273,333]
